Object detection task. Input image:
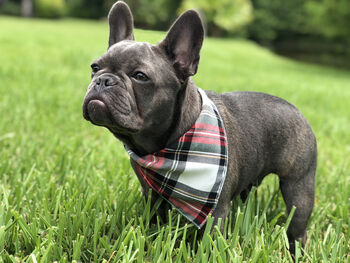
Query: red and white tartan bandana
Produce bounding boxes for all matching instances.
[126,88,228,228]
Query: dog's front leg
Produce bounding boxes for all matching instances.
[130,159,169,224]
[148,189,169,224]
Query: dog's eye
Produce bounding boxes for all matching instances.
[91,64,100,78]
[91,64,100,72]
[132,72,149,82]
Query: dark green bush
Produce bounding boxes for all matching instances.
[0,1,21,16]
[305,0,350,40]
[125,0,181,30]
[66,0,106,19]
[247,0,308,43]
[247,0,350,67]
[179,0,253,36]
[34,0,66,18]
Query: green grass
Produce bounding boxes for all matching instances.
[0,16,349,262]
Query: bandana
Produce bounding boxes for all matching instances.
[126,88,228,228]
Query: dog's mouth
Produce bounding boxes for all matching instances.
[85,99,111,126]
[83,94,140,134]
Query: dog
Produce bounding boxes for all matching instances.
[82,1,317,254]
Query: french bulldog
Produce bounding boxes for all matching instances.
[82,1,317,254]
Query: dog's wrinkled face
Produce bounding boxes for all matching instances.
[83,41,179,136]
[82,1,203,152]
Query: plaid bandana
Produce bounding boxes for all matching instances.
[126,88,228,228]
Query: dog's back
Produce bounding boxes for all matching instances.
[207,90,317,252]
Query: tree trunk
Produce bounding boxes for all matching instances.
[21,0,33,17]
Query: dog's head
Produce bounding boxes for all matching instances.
[82,1,204,153]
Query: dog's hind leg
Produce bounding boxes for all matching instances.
[279,156,316,255]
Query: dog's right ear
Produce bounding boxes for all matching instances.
[108,1,134,49]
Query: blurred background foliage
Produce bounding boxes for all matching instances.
[1,0,349,67]
[179,0,253,36]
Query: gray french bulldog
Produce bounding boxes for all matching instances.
[82,1,317,254]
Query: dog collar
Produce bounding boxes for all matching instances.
[125,88,228,228]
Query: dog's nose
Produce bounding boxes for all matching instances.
[96,74,118,87]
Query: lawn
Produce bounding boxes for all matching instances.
[0,16,349,262]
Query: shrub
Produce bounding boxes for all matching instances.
[66,0,105,19]
[0,1,21,16]
[34,0,66,18]
[179,0,253,36]
[125,0,181,30]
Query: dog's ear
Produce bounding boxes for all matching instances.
[159,10,204,81]
[108,1,134,48]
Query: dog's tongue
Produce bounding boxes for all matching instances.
[87,100,110,125]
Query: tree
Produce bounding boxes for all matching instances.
[306,0,350,40]
[21,0,33,17]
[179,0,253,36]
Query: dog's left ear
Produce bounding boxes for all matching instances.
[108,1,134,49]
[159,10,204,81]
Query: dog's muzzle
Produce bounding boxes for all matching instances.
[83,73,119,125]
